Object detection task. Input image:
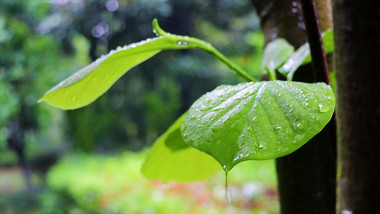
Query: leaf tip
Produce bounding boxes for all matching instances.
[152,18,167,36]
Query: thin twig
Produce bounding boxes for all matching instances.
[300,0,331,85]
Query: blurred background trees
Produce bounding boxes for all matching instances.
[1,0,274,213]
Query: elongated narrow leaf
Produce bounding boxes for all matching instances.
[261,38,294,73]
[279,29,334,78]
[38,37,202,110]
[181,81,335,172]
[142,114,220,182]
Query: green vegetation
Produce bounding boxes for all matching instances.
[0,0,341,213]
[47,150,278,213]
[39,19,335,179]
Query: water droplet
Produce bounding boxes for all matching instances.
[223,165,227,169]
[200,105,212,111]
[319,103,330,112]
[177,41,188,46]
[71,96,76,102]
[252,116,257,122]
[305,102,309,107]
[289,109,294,113]
[275,125,282,130]
[341,210,353,214]
[191,115,197,120]
[297,123,304,129]
[258,142,264,149]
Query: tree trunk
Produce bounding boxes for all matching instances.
[251,1,336,213]
[333,0,380,213]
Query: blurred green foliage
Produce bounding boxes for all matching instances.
[45,151,277,213]
[0,0,269,213]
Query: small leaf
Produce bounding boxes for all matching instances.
[38,36,201,110]
[279,29,334,79]
[181,81,335,172]
[261,38,294,74]
[142,114,220,182]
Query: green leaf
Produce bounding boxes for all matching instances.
[261,38,294,77]
[181,81,335,172]
[38,36,201,110]
[38,20,256,110]
[141,114,220,182]
[279,29,334,80]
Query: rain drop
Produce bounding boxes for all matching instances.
[297,123,304,129]
[225,172,231,203]
[319,103,329,112]
[71,96,76,102]
[258,142,264,149]
[177,41,188,46]
[275,125,282,130]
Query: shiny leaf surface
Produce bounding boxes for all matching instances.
[38,37,203,110]
[181,81,335,172]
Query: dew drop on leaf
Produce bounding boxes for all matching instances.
[319,103,330,112]
[177,41,188,46]
[297,123,304,129]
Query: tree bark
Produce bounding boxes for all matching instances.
[251,1,336,213]
[333,0,380,213]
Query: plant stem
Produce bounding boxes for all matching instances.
[299,0,331,84]
[152,19,257,82]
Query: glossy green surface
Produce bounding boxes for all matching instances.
[38,36,200,110]
[181,81,335,172]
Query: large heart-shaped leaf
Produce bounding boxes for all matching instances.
[142,114,220,182]
[181,81,335,172]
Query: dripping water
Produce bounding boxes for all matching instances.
[225,171,231,204]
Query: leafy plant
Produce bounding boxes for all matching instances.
[39,19,335,181]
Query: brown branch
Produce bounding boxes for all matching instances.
[300,0,331,84]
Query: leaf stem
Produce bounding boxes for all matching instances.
[299,0,330,85]
[265,67,277,81]
[152,19,257,82]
